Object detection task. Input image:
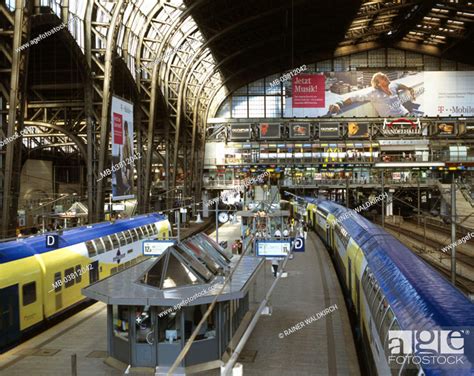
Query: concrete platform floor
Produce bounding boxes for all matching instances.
[0,224,360,376]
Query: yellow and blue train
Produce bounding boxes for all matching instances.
[0,213,171,350]
[292,197,474,376]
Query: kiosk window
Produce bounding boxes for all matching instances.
[113,305,129,341]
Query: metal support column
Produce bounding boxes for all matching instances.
[381,169,385,228]
[451,174,457,285]
[417,173,421,226]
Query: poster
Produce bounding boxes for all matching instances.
[259,123,280,139]
[347,122,369,138]
[291,74,325,108]
[459,122,474,135]
[289,123,310,139]
[111,95,134,200]
[230,124,251,140]
[319,123,340,139]
[284,71,474,118]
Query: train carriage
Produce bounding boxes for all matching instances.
[302,197,474,376]
[0,213,171,350]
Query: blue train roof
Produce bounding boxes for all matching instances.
[305,196,474,326]
[0,213,167,264]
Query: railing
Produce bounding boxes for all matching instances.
[204,178,439,189]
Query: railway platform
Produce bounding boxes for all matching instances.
[0,221,360,375]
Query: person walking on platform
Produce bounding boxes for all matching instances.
[274,226,282,238]
[271,258,279,277]
[303,222,309,240]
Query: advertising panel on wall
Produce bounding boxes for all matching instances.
[259,123,280,139]
[459,122,474,135]
[111,95,134,200]
[291,74,325,108]
[289,123,310,139]
[284,71,474,118]
[319,123,340,139]
[435,121,456,137]
[347,122,370,138]
[230,124,251,140]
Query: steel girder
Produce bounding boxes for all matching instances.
[1,0,32,238]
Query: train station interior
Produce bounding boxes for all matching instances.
[1,1,474,375]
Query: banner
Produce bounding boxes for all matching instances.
[259,123,280,139]
[285,71,474,118]
[291,74,325,108]
[230,124,251,140]
[289,123,310,139]
[111,95,134,200]
[347,122,369,138]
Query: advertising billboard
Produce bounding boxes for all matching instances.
[259,123,280,139]
[230,124,251,140]
[435,121,456,137]
[111,95,134,200]
[284,71,474,118]
[289,123,310,139]
[319,123,340,139]
[459,122,474,135]
[291,74,325,108]
[347,122,370,138]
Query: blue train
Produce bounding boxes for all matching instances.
[294,197,474,376]
[0,213,171,350]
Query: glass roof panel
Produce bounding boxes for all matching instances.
[162,252,200,289]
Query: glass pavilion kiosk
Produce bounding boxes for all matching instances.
[82,232,263,373]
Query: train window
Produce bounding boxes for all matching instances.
[131,229,139,242]
[22,282,36,306]
[124,230,132,244]
[381,309,395,353]
[75,265,82,283]
[110,234,119,249]
[138,227,146,239]
[147,224,155,236]
[64,267,75,288]
[54,272,62,292]
[103,236,113,251]
[94,238,105,254]
[375,297,388,331]
[111,267,117,274]
[85,241,97,257]
[117,232,126,246]
[371,288,383,318]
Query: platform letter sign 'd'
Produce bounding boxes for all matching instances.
[45,235,59,249]
[293,237,305,252]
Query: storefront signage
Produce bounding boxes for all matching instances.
[259,123,281,139]
[319,123,340,139]
[347,122,369,138]
[382,118,421,135]
[289,123,310,139]
[230,124,251,140]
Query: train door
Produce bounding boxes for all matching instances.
[89,260,99,283]
[0,285,20,348]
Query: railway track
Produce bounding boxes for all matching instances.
[382,221,474,295]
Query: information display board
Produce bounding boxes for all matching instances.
[256,240,291,258]
[142,240,176,256]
